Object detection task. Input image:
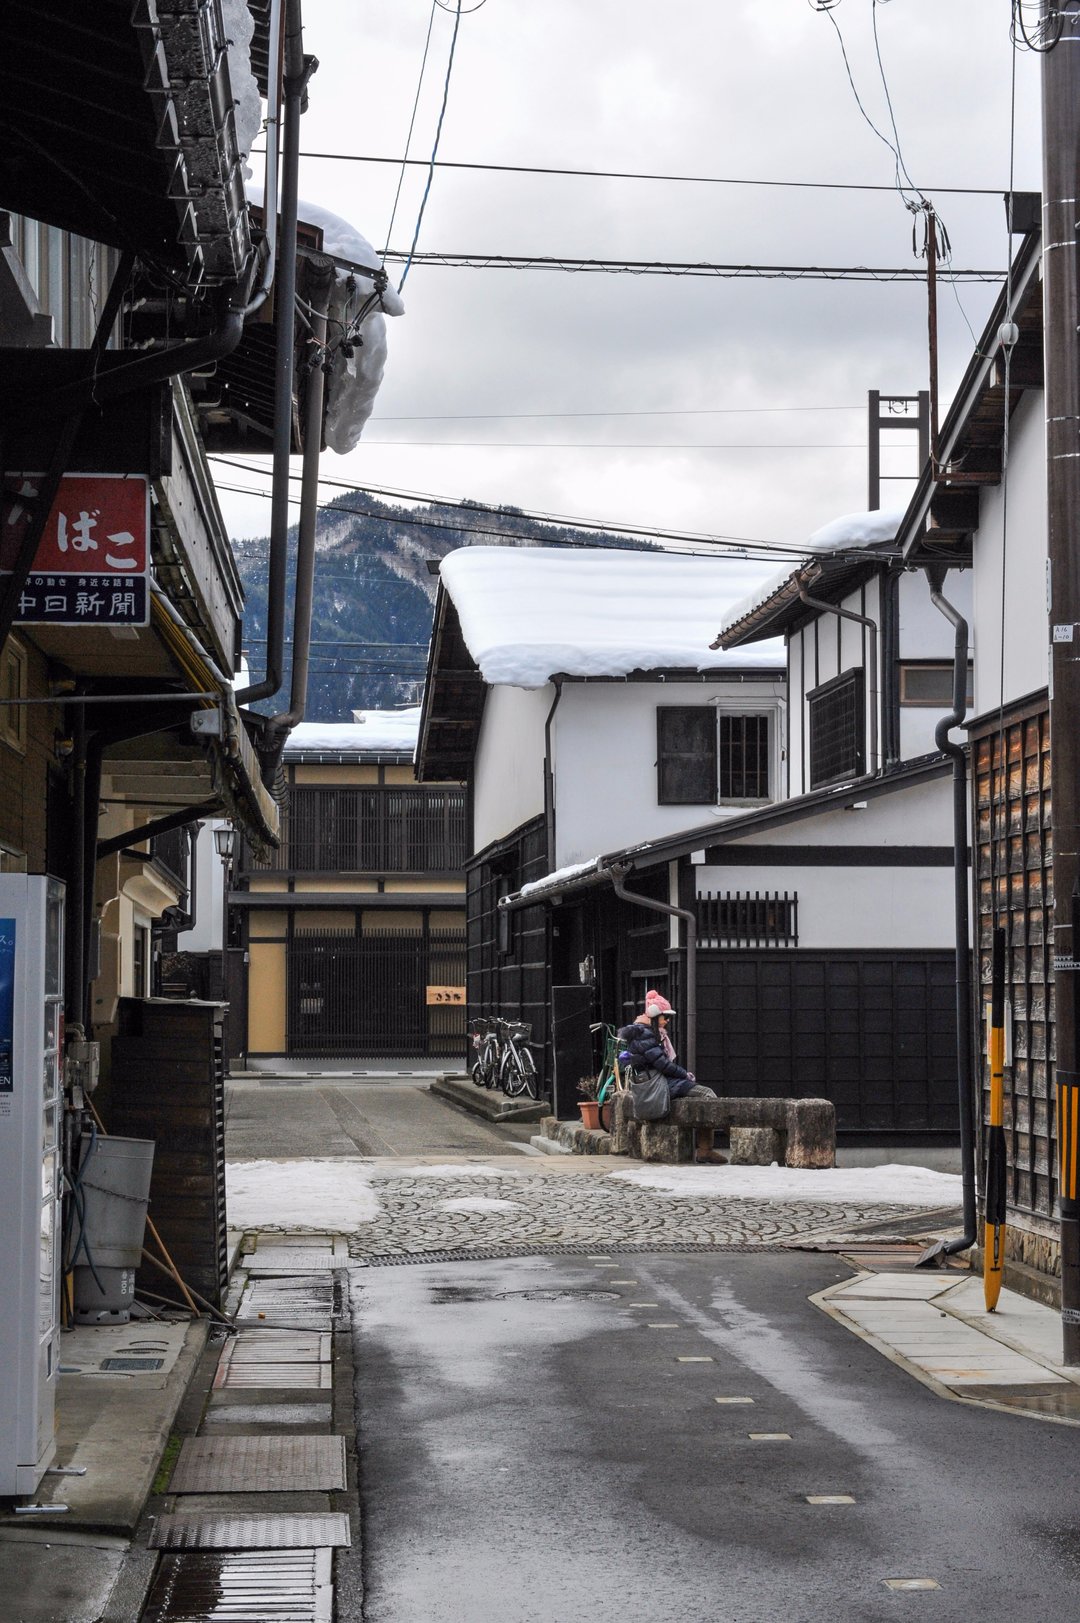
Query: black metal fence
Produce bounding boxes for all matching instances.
[696,890,798,949]
[286,927,466,1057]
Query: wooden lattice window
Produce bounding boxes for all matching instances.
[808,668,864,788]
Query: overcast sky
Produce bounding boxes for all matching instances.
[219,0,1042,609]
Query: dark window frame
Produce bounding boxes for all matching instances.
[657,705,773,806]
[808,667,865,789]
[899,660,974,707]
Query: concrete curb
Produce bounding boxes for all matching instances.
[428,1074,549,1123]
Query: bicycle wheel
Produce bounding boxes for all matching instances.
[499,1046,519,1096]
[484,1041,501,1088]
[597,1076,617,1134]
[516,1045,538,1100]
[471,1058,486,1088]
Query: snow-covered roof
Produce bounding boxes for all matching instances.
[284,708,421,758]
[713,507,905,645]
[437,546,785,689]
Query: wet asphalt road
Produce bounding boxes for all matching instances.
[349,1250,1080,1623]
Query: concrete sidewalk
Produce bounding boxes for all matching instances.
[814,1269,1080,1422]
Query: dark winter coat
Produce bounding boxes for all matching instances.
[617,1019,691,1083]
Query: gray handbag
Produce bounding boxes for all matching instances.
[629,1068,671,1121]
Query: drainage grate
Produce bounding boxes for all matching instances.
[243,1250,339,1274]
[141,1549,332,1622]
[215,1361,334,1391]
[151,1514,350,1551]
[168,1435,348,1494]
[101,1356,164,1371]
[226,1332,332,1364]
[352,1241,801,1267]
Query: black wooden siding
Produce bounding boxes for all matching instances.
[467,816,551,1089]
[695,950,958,1132]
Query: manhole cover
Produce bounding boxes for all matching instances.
[168,1436,347,1494]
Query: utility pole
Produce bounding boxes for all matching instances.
[1041,0,1080,1364]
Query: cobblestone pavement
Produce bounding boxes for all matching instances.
[346,1165,959,1263]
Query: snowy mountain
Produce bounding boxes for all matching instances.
[232,490,653,720]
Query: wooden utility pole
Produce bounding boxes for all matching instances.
[1042,0,1080,1364]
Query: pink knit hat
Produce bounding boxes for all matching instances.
[644,989,674,1017]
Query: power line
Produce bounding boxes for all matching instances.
[214,476,894,569]
[370,404,864,420]
[377,250,1003,282]
[273,147,1006,197]
[210,458,830,557]
[358,439,869,450]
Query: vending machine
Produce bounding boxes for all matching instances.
[0,875,64,1498]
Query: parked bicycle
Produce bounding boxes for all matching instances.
[592,1022,629,1133]
[498,1018,538,1099]
[469,1014,539,1099]
[469,1015,500,1090]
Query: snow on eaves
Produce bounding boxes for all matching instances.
[246,188,404,456]
[284,708,421,757]
[438,547,786,689]
[713,507,906,642]
[221,0,261,177]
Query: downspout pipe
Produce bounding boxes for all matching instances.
[797,570,879,774]
[543,678,564,870]
[260,257,334,777]
[243,0,287,318]
[611,868,697,1075]
[236,47,319,706]
[919,565,978,1260]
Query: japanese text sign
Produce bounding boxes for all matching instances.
[1,472,150,626]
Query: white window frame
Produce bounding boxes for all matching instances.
[710,696,784,807]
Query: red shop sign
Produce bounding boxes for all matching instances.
[1,472,150,626]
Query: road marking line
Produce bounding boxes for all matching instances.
[647,1322,680,1329]
[748,1432,791,1440]
[628,1302,658,1307]
[676,1356,714,1363]
[714,1397,755,1405]
[884,1579,940,1591]
[806,1494,855,1504]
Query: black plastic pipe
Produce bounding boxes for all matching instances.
[236,50,317,706]
[922,566,978,1259]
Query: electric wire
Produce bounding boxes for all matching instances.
[382,1,439,256]
[376,250,1003,282]
[397,0,464,291]
[275,147,1007,198]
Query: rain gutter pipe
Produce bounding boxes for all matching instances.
[797,570,879,774]
[236,41,319,706]
[543,679,564,869]
[918,566,978,1262]
[261,258,333,778]
[243,0,287,317]
[611,869,698,1076]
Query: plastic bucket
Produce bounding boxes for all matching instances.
[70,1134,154,1269]
[69,1134,154,1324]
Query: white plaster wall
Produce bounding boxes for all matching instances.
[695,861,954,948]
[727,773,952,848]
[176,820,224,954]
[971,387,1048,716]
[898,567,973,658]
[472,684,550,853]
[552,677,785,867]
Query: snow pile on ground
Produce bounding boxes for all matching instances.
[438,1197,523,1213]
[226,1159,379,1228]
[285,708,421,755]
[439,547,786,688]
[609,1162,962,1204]
[714,507,906,642]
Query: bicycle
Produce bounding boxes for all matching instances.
[498,1018,538,1099]
[592,1023,630,1133]
[469,1016,500,1089]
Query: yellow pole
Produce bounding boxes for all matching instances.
[984,927,1007,1310]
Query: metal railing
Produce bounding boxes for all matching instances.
[696,890,798,950]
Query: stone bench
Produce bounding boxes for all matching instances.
[610,1090,835,1168]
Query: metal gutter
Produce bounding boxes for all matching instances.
[918,567,977,1264]
[611,870,698,1075]
[235,42,319,705]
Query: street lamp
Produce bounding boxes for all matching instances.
[213,824,236,863]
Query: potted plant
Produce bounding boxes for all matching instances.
[577,1074,602,1131]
